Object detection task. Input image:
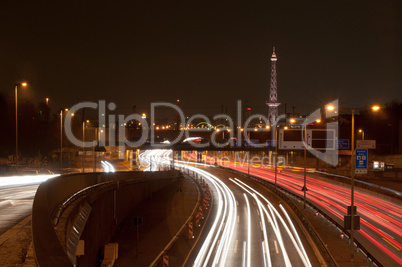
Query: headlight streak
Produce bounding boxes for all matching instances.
[214,189,237,267]
[262,242,267,267]
[170,151,239,267]
[100,161,110,172]
[0,174,59,188]
[232,178,312,267]
[244,193,251,267]
[267,204,292,267]
[243,241,247,267]
[140,150,237,267]
[141,151,311,266]
[161,150,239,267]
[254,193,272,267]
[105,161,116,172]
[279,204,311,266]
[230,178,292,266]
[267,204,311,267]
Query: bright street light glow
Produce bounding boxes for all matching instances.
[316,119,321,123]
[326,105,335,111]
[21,82,27,87]
[372,105,380,111]
[290,118,296,123]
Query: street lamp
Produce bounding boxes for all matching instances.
[15,82,27,168]
[60,108,73,170]
[326,104,380,261]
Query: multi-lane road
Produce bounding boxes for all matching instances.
[140,150,320,266]
[182,151,402,266]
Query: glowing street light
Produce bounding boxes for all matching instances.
[372,105,380,111]
[15,82,28,167]
[289,118,296,123]
[358,129,365,140]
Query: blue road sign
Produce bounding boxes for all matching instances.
[336,139,349,149]
[355,149,368,174]
[245,139,259,147]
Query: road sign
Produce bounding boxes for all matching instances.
[344,215,360,230]
[266,140,277,148]
[336,139,349,149]
[356,140,376,149]
[355,149,368,174]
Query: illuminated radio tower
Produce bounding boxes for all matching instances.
[267,47,280,126]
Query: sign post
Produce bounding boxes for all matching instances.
[134,216,143,257]
[355,149,368,174]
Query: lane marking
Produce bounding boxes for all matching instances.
[383,238,400,251]
[237,215,240,223]
[237,201,239,206]
[274,240,279,253]
[260,221,263,231]
[234,240,238,254]
[256,209,260,216]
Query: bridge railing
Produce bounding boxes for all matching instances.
[32,171,180,267]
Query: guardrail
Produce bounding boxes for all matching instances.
[220,166,383,267]
[149,169,202,267]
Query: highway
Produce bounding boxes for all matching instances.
[140,150,318,266]
[183,151,402,266]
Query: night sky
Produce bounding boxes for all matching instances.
[1,1,401,117]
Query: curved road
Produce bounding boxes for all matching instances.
[184,151,402,266]
[140,150,320,266]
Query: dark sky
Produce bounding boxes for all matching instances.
[1,1,401,117]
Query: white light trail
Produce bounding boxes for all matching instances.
[139,150,238,267]
[233,178,311,267]
[0,174,59,188]
[139,151,312,267]
[244,193,251,267]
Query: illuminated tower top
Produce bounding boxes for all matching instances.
[267,47,280,126]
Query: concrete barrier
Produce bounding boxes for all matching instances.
[32,170,181,267]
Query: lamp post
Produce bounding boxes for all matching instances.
[274,125,278,188]
[327,104,380,261]
[14,82,27,168]
[303,122,307,210]
[82,119,86,173]
[358,129,364,140]
[60,109,72,170]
